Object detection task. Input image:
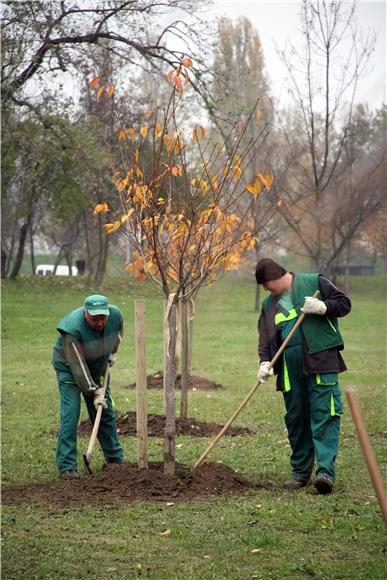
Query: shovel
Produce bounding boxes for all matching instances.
[194,290,319,469]
[83,364,110,475]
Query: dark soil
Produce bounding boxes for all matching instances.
[127,371,223,390]
[77,412,255,438]
[2,462,259,507]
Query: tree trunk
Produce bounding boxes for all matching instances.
[94,220,109,287]
[6,217,20,276]
[254,242,261,311]
[163,299,177,475]
[10,216,31,279]
[29,221,36,275]
[180,299,189,419]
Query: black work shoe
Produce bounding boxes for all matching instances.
[61,469,80,480]
[282,476,309,490]
[314,475,333,495]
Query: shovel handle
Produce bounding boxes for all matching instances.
[193,290,319,470]
[85,365,110,460]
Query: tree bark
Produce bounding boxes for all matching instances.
[9,216,31,279]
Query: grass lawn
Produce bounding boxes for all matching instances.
[1,274,386,579]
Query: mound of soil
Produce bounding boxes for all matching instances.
[2,462,259,507]
[77,412,255,438]
[127,371,223,390]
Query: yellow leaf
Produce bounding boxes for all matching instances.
[135,148,139,163]
[155,123,162,140]
[118,128,129,141]
[96,85,105,101]
[129,128,136,142]
[107,84,115,97]
[255,108,261,122]
[89,76,100,89]
[94,203,109,214]
[251,548,261,554]
[140,125,148,139]
[127,208,135,218]
[104,220,121,234]
[256,171,273,191]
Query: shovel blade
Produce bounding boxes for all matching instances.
[83,453,93,475]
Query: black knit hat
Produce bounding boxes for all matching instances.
[255,258,287,284]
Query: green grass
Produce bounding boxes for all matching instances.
[2,275,386,579]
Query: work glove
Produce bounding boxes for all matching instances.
[93,388,108,410]
[301,296,327,315]
[108,353,117,367]
[257,361,274,383]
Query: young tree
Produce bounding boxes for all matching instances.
[92,59,272,474]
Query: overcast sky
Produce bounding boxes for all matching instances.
[205,0,386,110]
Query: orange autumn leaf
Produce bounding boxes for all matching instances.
[140,125,148,139]
[107,84,115,97]
[181,57,193,67]
[90,76,100,89]
[94,203,109,214]
[96,85,105,101]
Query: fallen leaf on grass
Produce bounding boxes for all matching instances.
[166,502,175,506]
[157,529,171,536]
[255,504,263,509]
[251,548,261,553]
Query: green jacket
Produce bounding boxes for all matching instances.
[52,304,123,395]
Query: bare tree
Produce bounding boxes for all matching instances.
[273,0,377,272]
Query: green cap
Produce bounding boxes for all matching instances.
[84,294,109,316]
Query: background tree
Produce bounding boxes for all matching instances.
[272,0,378,274]
[211,16,276,310]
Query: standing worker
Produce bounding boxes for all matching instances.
[53,294,125,479]
[255,259,351,494]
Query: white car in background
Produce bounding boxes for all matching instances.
[36,264,78,276]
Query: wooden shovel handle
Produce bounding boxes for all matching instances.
[345,389,387,524]
[193,290,319,470]
[85,365,110,459]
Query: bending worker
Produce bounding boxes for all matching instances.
[53,294,125,479]
[256,258,351,494]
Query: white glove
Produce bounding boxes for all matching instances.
[301,296,327,315]
[257,362,274,383]
[108,353,117,367]
[93,389,108,410]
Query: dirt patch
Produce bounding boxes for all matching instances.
[77,412,255,438]
[127,371,223,390]
[2,462,259,508]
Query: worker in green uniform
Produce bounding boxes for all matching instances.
[53,294,125,479]
[255,258,351,494]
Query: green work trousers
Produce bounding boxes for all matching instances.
[281,345,343,481]
[56,375,123,473]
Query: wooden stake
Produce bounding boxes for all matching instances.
[163,296,177,475]
[135,300,148,469]
[345,389,387,524]
[180,299,189,419]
